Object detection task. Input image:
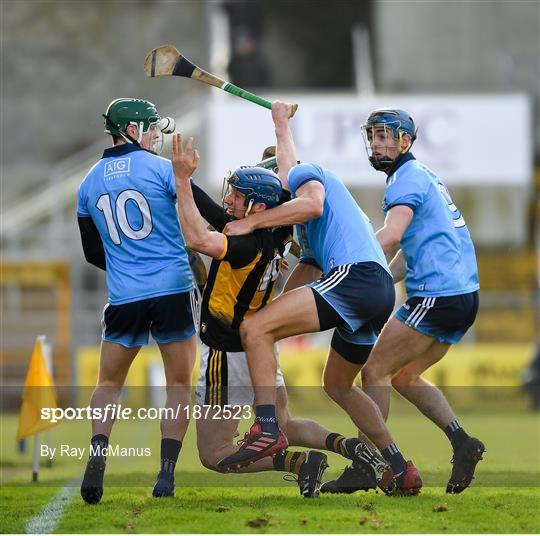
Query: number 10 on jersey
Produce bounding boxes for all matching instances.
[96,190,153,244]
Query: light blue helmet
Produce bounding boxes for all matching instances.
[228,166,283,209]
[361,108,417,172]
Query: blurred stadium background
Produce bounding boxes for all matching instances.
[1,0,539,408]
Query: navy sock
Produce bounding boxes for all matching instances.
[255,404,279,434]
[160,438,182,475]
[381,443,407,482]
[444,420,469,451]
[90,434,108,460]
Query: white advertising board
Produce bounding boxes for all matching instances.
[207,93,531,186]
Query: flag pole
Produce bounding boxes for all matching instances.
[40,336,54,469]
[32,433,40,482]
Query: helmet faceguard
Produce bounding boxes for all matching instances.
[103,98,175,155]
[221,166,283,218]
[361,109,417,173]
[142,122,164,155]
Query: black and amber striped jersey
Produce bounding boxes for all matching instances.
[192,182,293,351]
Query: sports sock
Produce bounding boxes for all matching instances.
[326,434,370,461]
[444,420,469,451]
[273,450,307,475]
[159,438,182,475]
[255,404,279,434]
[90,434,108,459]
[381,443,407,482]
[325,433,348,457]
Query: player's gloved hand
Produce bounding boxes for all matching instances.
[172,134,200,182]
[223,217,255,237]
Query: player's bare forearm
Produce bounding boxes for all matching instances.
[389,249,406,283]
[272,101,297,189]
[223,180,324,236]
[376,226,400,260]
[376,205,414,258]
[176,178,209,241]
[226,197,319,237]
[258,196,322,227]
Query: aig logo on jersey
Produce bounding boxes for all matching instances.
[104,158,131,179]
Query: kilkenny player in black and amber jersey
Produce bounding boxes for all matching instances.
[172,133,393,499]
[182,155,293,409]
[193,179,292,352]
[192,144,292,354]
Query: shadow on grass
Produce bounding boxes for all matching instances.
[2,470,539,487]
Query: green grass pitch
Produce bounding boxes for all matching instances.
[1,409,539,533]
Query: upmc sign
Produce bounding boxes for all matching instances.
[207,93,531,186]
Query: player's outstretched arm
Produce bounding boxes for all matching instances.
[272,101,297,190]
[172,134,226,259]
[376,205,414,260]
[223,180,324,236]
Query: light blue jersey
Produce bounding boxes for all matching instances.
[288,163,390,275]
[383,155,479,298]
[77,144,194,305]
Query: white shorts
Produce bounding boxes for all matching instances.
[195,342,285,407]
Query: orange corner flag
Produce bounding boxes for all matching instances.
[16,337,60,441]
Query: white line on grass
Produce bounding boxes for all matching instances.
[26,478,80,534]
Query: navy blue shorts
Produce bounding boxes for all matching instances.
[329,332,373,365]
[394,291,479,344]
[309,262,395,349]
[102,291,197,348]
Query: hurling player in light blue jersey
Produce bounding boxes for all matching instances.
[219,102,422,495]
[360,109,484,495]
[77,98,197,504]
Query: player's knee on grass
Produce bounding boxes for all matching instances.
[198,454,220,472]
[197,446,228,473]
[196,428,236,473]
